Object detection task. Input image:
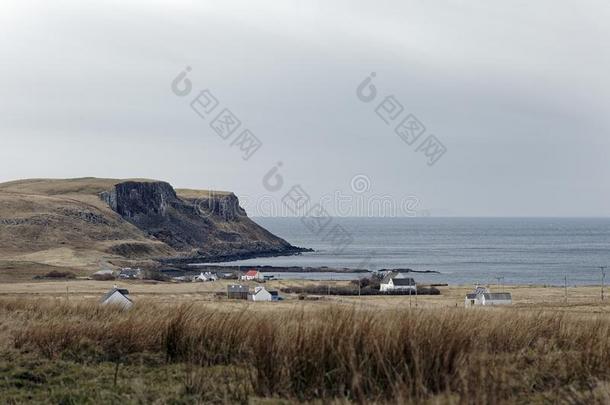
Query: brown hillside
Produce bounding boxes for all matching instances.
[0,178,303,277]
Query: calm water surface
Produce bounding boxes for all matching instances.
[218,217,610,286]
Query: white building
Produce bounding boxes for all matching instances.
[100,287,133,309]
[249,286,279,302]
[241,270,263,281]
[193,272,218,282]
[465,286,512,306]
[480,292,512,306]
[380,272,416,292]
[118,268,141,279]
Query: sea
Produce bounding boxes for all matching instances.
[216,217,610,286]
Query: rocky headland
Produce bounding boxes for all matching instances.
[0,178,309,277]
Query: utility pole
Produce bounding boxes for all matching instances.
[495,276,504,292]
[601,266,606,301]
[564,274,567,304]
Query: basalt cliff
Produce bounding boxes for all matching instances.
[0,178,306,278]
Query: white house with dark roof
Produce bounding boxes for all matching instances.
[465,286,512,306]
[380,272,416,292]
[100,286,133,309]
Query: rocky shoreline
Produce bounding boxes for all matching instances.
[159,245,314,267]
[183,264,371,273]
[164,261,441,274]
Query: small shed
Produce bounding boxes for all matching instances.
[228,284,249,300]
[100,287,133,309]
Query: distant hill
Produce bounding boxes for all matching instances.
[0,178,305,279]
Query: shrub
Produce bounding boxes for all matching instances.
[91,273,115,281]
[281,284,439,296]
[142,270,170,282]
[43,271,76,279]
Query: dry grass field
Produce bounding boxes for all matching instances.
[1,279,610,403]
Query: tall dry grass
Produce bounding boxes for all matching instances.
[2,298,610,403]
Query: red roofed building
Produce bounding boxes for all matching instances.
[240,269,262,281]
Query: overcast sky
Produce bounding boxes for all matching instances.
[1,0,609,216]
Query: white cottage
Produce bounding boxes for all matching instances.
[464,286,511,307]
[380,272,416,292]
[193,272,218,282]
[464,286,488,306]
[249,286,279,302]
[100,287,133,309]
[250,286,272,301]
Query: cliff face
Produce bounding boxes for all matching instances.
[101,181,178,220]
[193,193,246,221]
[0,178,306,272]
[99,180,302,260]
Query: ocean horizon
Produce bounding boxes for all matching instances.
[217,217,610,286]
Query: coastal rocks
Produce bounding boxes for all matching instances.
[378,268,441,274]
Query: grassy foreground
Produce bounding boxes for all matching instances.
[1,299,610,404]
